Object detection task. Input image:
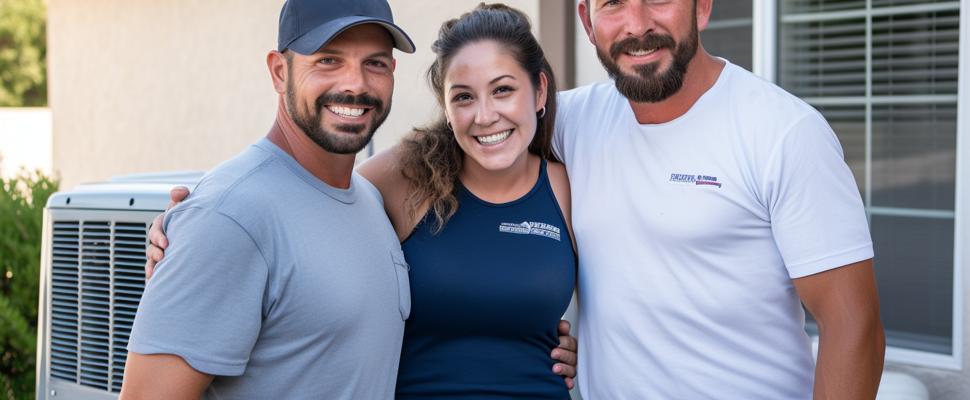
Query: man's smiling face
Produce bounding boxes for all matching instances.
[284,24,396,154]
[581,0,701,103]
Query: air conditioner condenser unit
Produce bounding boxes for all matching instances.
[35,172,202,400]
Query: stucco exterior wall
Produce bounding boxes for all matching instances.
[48,0,541,190]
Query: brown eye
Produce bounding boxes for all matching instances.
[494,86,515,95]
[366,60,389,69]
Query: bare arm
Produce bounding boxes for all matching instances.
[119,353,213,400]
[793,259,884,400]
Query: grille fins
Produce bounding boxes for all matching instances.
[49,220,148,393]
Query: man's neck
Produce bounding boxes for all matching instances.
[267,101,357,189]
[627,50,725,125]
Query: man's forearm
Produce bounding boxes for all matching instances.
[812,319,886,399]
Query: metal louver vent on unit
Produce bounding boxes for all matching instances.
[111,222,150,393]
[50,221,80,382]
[47,219,148,393]
[80,221,111,391]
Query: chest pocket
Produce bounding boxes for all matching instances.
[391,250,412,320]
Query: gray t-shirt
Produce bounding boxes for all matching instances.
[128,138,409,399]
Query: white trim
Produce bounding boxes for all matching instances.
[802,95,959,106]
[773,0,965,370]
[948,0,970,372]
[884,0,967,371]
[752,0,777,82]
[812,336,961,369]
[707,18,752,30]
[868,207,956,220]
[865,0,873,220]
[886,346,962,370]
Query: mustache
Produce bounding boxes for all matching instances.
[314,92,384,114]
[609,33,676,60]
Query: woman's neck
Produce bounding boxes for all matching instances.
[459,152,541,203]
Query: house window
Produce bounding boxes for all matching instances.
[778,0,961,365]
[702,0,754,71]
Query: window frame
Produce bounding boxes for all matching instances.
[761,0,966,370]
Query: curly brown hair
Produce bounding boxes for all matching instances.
[398,3,559,233]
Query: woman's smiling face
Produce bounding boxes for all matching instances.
[443,40,547,173]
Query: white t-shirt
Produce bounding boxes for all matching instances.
[554,61,873,399]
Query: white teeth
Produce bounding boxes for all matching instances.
[628,48,658,57]
[327,106,365,117]
[476,129,512,145]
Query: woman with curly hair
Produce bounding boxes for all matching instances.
[357,4,576,398]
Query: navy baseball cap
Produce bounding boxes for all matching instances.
[278,0,416,55]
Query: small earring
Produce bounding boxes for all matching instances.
[537,107,546,119]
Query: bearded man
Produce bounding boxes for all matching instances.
[555,1,885,399]
[119,1,416,398]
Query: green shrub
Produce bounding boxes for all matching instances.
[0,0,47,107]
[0,171,57,399]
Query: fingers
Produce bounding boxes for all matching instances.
[144,243,166,281]
[169,186,190,208]
[551,346,577,369]
[557,334,577,353]
[552,319,579,384]
[147,243,165,262]
[144,258,155,281]
[564,377,574,390]
[552,362,577,381]
[149,214,168,249]
[144,186,187,283]
[557,320,572,338]
[557,319,572,336]
[557,322,577,353]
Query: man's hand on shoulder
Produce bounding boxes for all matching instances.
[144,186,190,280]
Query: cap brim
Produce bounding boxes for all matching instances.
[284,15,416,55]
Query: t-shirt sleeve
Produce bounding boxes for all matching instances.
[763,112,874,279]
[552,91,570,162]
[127,206,269,376]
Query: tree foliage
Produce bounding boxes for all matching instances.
[0,0,46,107]
[0,171,58,399]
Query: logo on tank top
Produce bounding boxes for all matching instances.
[669,173,722,188]
[498,221,561,241]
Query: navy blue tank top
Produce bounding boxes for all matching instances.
[396,159,577,399]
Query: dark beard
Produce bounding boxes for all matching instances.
[285,79,390,155]
[596,21,699,103]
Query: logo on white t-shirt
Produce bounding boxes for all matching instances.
[498,221,561,241]
[669,173,722,188]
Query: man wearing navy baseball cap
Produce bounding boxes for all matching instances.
[120,1,416,398]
